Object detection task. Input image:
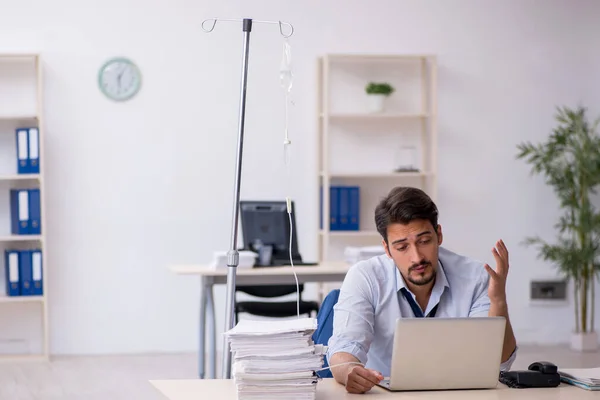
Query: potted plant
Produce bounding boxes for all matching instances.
[516,105,600,352]
[365,82,394,113]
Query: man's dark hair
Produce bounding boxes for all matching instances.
[374,186,439,243]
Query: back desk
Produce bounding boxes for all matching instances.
[150,378,596,399]
[169,262,351,378]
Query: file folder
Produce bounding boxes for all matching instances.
[10,189,30,235]
[29,189,41,235]
[19,249,33,296]
[4,250,20,296]
[348,186,360,231]
[31,249,43,295]
[16,128,29,174]
[330,186,340,230]
[338,186,350,230]
[28,128,40,174]
[334,186,360,231]
[320,186,342,230]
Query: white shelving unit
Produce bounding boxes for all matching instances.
[0,54,48,361]
[317,54,437,263]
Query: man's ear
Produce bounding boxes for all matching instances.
[382,238,392,258]
[436,224,443,245]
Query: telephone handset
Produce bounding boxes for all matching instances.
[528,361,558,374]
[499,361,561,388]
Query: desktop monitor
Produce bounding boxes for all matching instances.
[239,200,302,266]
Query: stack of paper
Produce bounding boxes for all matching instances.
[343,245,385,265]
[559,367,600,390]
[225,317,325,400]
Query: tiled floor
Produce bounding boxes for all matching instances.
[0,345,598,400]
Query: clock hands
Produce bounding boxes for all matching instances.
[117,65,126,91]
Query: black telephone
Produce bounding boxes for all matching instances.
[499,361,561,389]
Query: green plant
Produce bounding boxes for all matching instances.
[365,82,394,96]
[516,105,600,335]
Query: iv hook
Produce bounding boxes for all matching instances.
[278,21,294,38]
[201,18,294,38]
[201,18,218,33]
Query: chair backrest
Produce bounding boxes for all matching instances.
[312,289,341,378]
[236,284,304,298]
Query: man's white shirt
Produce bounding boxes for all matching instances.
[326,246,517,377]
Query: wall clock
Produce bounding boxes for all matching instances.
[98,57,142,101]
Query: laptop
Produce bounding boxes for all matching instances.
[377,317,506,391]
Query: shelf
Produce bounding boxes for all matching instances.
[321,171,432,179]
[326,54,432,63]
[0,354,48,363]
[0,295,44,304]
[320,230,380,237]
[324,112,428,121]
[0,235,43,243]
[317,53,437,264]
[0,52,47,360]
[0,115,38,121]
[0,174,41,182]
[0,54,38,60]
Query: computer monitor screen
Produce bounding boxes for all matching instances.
[239,200,300,265]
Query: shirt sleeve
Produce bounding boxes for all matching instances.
[469,267,490,318]
[469,266,518,371]
[326,263,376,365]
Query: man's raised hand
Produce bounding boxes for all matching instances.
[484,239,509,304]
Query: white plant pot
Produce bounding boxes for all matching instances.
[570,331,599,352]
[367,94,386,113]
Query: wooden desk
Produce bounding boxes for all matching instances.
[169,262,351,379]
[150,378,596,399]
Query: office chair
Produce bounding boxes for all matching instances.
[312,289,340,378]
[234,284,320,323]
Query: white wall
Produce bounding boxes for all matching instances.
[0,0,598,356]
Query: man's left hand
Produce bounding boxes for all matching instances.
[484,239,509,304]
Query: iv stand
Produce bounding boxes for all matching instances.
[200,17,294,380]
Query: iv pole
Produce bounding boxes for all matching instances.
[200,17,294,380]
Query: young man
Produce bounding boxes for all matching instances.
[327,186,517,394]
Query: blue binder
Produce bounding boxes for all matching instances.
[30,249,43,295]
[321,186,341,230]
[348,186,360,231]
[29,189,41,235]
[336,186,360,231]
[16,128,29,174]
[330,186,340,230]
[4,250,20,296]
[10,189,30,235]
[28,127,40,174]
[19,250,33,296]
[338,186,350,230]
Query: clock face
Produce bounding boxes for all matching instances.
[98,57,142,101]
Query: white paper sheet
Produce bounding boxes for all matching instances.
[226,317,324,400]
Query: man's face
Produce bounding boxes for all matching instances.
[382,219,443,288]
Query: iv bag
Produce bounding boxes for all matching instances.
[280,40,293,92]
